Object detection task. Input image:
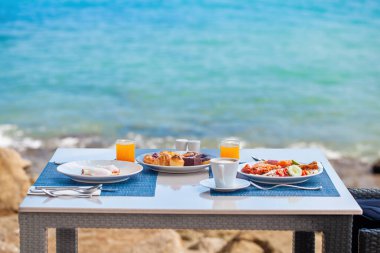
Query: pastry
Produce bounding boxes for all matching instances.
[169,154,184,166]
[158,152,171,166]
[197,153,211,165]
[182,152,202,166]
[144,155,157,165]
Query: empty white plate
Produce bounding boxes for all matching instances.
[57,160,143,184]
[200,178,250,192]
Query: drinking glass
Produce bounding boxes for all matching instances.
[220,138,240,159]
[116,139,135,162]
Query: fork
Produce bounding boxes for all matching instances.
[250,181,322,190]
[36,184,102,192]
[41,189,95,198]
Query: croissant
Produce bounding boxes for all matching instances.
[158,153,171,166]
[144,155,158,165]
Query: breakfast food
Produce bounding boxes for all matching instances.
[182,152,202,166]
[81,165,121,176]
[241,160,319,177]
[170,154,185,166]
[143,151,211,167]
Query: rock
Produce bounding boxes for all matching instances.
[237,231,293,253]
[0,148,31,212]
[229,240,264,253]
[372,159,380,174]
[178,229,204,249]
[200,230,239,242]
[198,237,227,253]
[50,229,185,253]
[0,214,20,253]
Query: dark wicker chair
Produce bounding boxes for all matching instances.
[293,188,380,253]
[349,188,380,253]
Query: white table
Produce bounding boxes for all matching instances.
[19,148,362,253]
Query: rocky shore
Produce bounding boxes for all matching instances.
[0,146,379,253]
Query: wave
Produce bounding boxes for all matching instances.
[0,124,42,151]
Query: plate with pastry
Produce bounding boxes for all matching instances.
[136,151,214,173]
[57,160,143,183]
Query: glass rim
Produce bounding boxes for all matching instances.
[220,138,240,144]
[116,139,135,144]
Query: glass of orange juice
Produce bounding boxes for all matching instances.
[220,138,240,159]
[116,139,135,162]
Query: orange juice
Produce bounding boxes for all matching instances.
[220,139,240,159]
[116,140,135,162]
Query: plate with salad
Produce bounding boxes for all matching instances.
[238,159,323,184]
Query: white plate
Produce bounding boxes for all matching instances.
[238,161,323,184]
[136,152,212,174]
[57,160,143,184]
[200,178,250,192]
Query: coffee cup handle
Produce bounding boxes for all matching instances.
[217,164,225,186]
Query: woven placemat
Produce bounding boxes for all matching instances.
[209,167,340,197]
[33,162,158,197]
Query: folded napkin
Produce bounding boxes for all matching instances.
[357,199,380,221]
[28,186,101,196]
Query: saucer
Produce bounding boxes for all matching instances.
[200,178,250,192]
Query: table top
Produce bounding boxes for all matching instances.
[19,148,362,215]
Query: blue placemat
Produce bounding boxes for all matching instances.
[33,162,158,197]
[209,168,340,197]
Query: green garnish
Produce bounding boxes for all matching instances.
[292,160,300,165]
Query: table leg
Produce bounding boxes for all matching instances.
[322,216,353,253]
[56,228,78,253]
[293,231,315,253]
[19,213,48,253]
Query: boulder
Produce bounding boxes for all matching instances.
[0,148,31,212]
[198,237,227,252]
[177,229,204,249]
[237,231,293,253]
[0,214,20,253]
[48,229,185,253]
[229,240,264,253]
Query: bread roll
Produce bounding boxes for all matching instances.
[169,154,184,166]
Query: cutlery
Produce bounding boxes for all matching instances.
[33,185,117,194]
[30,188,99,195]
[250,181,322,191]
[251,156,265,162]
[35,184,102,191]
[41,189,94,198]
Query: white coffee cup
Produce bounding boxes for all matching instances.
[210,158,239,188]
[187,140,201,152]
[175,139,188,151]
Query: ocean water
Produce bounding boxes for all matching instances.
[1,0,380,160]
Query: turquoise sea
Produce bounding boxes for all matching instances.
[1,0,380,160]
